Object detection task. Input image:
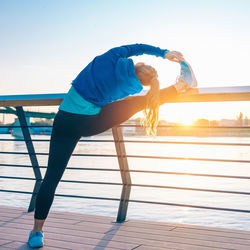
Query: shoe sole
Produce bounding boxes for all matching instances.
[28,242,43,248]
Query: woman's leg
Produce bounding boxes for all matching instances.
[90,85,178,134]
[32,111,81,231]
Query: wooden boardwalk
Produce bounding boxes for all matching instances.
[0,205,250,249]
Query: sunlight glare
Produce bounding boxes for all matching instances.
[179,117,194,126]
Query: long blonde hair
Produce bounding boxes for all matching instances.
[135,63,160,136]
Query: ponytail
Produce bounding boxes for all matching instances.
[134,63,160,136]
[141,78,160,136]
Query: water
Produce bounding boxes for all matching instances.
[1,133,250,231]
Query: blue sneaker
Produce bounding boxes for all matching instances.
[179,61,197,89]
[27,230,44,248]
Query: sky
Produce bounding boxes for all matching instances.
[0,0,250,124]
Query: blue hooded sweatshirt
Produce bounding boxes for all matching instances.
[72,43,169,107]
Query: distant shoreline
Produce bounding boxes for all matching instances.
[1,124,250,137]
[155,127,250,137]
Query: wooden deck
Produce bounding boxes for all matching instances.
[0,206,250,249]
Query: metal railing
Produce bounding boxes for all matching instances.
[0,86,250,222]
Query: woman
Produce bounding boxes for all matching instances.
[27,43,196,247]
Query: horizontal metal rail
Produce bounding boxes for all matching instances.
[1,86,250,107]
[0,189,250,213]
[1,138,250,147]
[0,151,116,157]
[1,164,250,179]
[120,140,250,146]
[118,124,250,128]
[1,151,250,164]
[1,175,250,195]
[0,125,53,128]
[119,141,250,147]
[1,124,250,128]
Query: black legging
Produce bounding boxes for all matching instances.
[34,85,177,219]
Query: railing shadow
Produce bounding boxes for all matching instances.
[93,222,124,250]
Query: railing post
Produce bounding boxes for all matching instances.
[15,106,42,212]
[112,126,132,223]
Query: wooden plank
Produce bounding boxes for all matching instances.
[1,206,250,250]
[1,209,250,247]
[0,213,173,241]
[173,227,250,239]
[1,206,249,240]
[0,217,119,234]
[75,220,175,232]
[128,218,250,236]
[106,223,250,244]
[0,205,115,223]
[0,211,84,226]
[1,215,250,248]
[136,246,175,250]
[1,223,133,249]
[0,230,136,250]
[0,210,116,231]
[0,205,24,210]
[48,211,115,223]
[0,217,230,250]
[104,228,250,250]
[0,211,176,235]
[0,207,114,221]
[0,206,25,213]
[0,238,13,246]
[0,238,119,250]
[8,204,249,240]
[0,207,248,242]
[0,241,62,250]
[2,219,250,250]
[0,227,219,250]
[172,222,250,235]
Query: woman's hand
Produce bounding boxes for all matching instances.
[165,51,185,62]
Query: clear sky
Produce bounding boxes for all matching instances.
[1,0,250,123]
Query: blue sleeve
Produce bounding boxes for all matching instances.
[110,43,169,59]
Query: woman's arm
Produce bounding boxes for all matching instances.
[110,43,167,58]
[110,43,184,62]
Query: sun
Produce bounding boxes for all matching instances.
[179,117,194,126]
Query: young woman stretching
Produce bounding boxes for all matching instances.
[27,43,197,247]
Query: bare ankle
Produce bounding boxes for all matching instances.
[33,218,45,233]
[32,229,43,233]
